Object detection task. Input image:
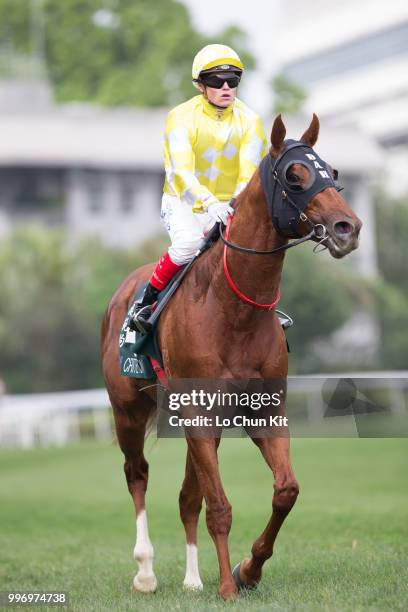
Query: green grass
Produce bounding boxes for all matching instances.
[0,438,407,611]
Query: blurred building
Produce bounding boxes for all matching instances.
[276,0,408,195]
[0,78,166,248]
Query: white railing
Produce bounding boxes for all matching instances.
[0,372,407,448]
[0,388,111,448]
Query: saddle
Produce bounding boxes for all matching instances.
[119,275,181,380]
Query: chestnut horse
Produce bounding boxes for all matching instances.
[101,114,362,600]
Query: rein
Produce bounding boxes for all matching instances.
[223,216,281,310]
[220,219,317,255]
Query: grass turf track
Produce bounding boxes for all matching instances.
[0,438,407,611]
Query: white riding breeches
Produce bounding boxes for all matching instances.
[160,194,217,265]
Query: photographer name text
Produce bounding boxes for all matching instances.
[168,414,288,427]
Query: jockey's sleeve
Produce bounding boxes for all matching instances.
[233,115,268,198]
[163,114,218,213]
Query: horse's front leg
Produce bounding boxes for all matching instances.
[179,438,221,591]
[186,437,238,600]
[179,449,203,590]
[234,436,299,588]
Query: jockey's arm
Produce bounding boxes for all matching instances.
[163,113,219,213]
[233,115,268,198]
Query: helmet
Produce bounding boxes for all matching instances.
[192,44,244,89]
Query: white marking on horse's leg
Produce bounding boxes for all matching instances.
[183,543,203,590]
[132,509,157,593]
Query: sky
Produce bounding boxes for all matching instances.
[179,0,284,115]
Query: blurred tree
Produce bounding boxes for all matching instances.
[372,278,408,370]
[372,192,408,368]
[0,228,90,391]
[375,194,408,294]
[272,72,307,115]
[65,233,169,321]
[279,246,354,371]
[0,0,254,106]
[0,227,166,392]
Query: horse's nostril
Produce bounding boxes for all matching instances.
[334,220,354,238]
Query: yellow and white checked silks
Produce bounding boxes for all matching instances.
[163,94,268,213]
[160,94,268,264]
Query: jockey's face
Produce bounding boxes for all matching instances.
[199,81,237,108]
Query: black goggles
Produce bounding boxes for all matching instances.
[200,74,241,89]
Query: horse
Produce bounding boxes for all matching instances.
[101,114,362,600]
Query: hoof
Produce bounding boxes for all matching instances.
[132,573,157,593]
[183,579,203,591]
[218,583,239,600]
[232,562,258,591]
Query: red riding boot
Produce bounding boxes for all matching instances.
[132,252,183,333]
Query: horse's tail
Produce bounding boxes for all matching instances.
[145,407,159,440]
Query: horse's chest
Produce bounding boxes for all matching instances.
[207,327,266,373]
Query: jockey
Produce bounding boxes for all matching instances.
[133,43,268,332]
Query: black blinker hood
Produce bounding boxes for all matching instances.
[259,139,337,238]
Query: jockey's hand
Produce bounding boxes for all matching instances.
[207,202,234,225]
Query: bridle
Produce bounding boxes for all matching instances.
[219,140,344,309]
[219,139,344,256]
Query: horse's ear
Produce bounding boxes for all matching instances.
[300,113,320,147]
[270,114,286,156]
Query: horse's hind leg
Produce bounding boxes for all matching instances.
[234,436,299,589]
[112,393,157,593]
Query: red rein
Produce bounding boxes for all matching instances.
[223,214,281,310]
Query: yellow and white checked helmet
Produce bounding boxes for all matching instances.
[192,44,244,89]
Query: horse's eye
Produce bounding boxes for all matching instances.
[285,164,303,184]
[284,162,313,191]
[286,171,300,183]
